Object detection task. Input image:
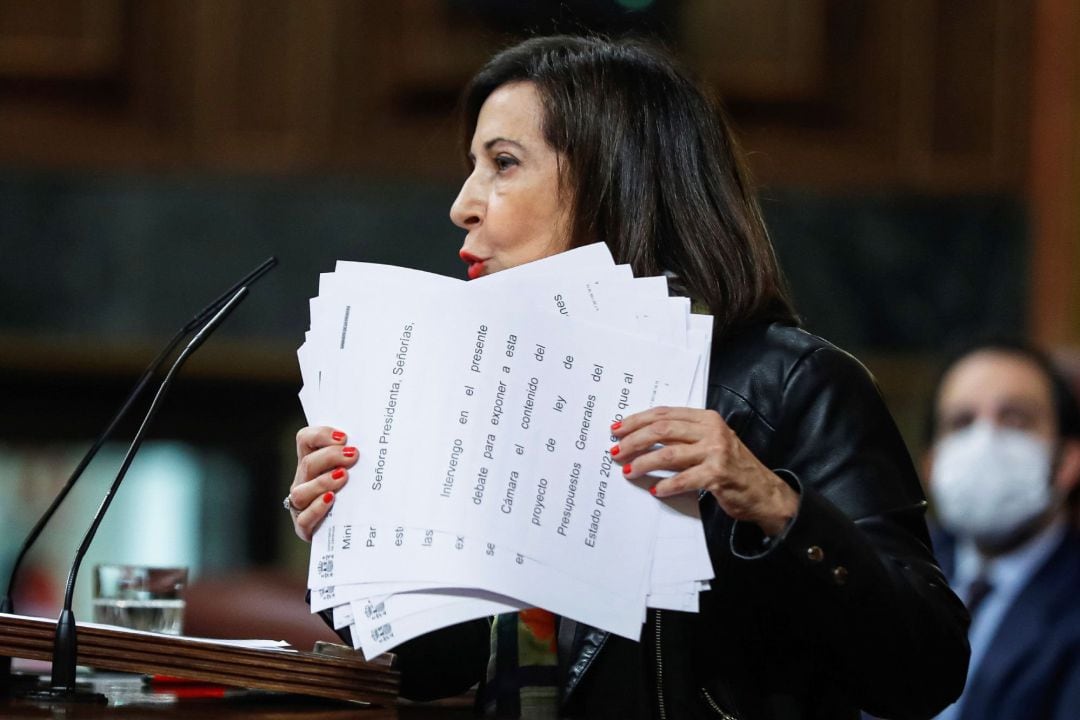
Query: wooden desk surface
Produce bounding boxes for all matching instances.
[1,673,474,719]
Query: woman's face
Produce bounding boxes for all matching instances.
[451,81,572,279]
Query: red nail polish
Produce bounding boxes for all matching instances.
[323,492,334,504]
[610,445,620,457]
[331,468,345,480]
[331,430,346,442]
[623,463,632,476]
[342,446,357,458]
[611,421,622,431]
[649,485,658,496]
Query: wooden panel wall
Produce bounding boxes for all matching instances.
[0,0,508,177]
[1029,0,1080,348]
[0,0,1034,192]
[700,0,1031,192]
[7,2,1077,350]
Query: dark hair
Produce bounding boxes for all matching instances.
[461,35,797,339]
[925,338,1080,444]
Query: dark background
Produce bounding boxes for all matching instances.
[0,0,1077,611]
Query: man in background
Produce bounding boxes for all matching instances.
[925,340,1080,720]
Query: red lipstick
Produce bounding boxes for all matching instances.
[459,250,486,280]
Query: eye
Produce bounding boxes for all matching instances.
[941,410,975,434]
[998,404,1039,431]
[494,154,519,172]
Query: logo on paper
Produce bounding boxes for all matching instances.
[318,586,336,601]
[317,554,334,578]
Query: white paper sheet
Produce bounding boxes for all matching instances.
[298,244,716,652]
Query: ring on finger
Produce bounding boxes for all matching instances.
[283,494,301,515]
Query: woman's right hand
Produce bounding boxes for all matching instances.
[289,426,358,542]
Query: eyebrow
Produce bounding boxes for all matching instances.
[467,137,527,165]
[483,137,524,151]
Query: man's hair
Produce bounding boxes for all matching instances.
[460,35,798,340]
[925,338,1080,445]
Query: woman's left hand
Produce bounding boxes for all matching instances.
[611,407,799,537]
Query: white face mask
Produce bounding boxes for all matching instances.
[929,421,1056,546]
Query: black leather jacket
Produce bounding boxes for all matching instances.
[339,322,971,719]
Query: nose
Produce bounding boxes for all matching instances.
[450,171,483,231]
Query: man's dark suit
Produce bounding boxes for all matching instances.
[936,527,1080,720]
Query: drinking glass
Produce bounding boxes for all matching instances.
[92,564,187,635]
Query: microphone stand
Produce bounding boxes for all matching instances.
[0,257,275,695]
[23,288,249,703]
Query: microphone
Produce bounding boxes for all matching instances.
[0,256,275,695]
[27,287,250,702]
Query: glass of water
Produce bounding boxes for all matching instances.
[92,565,188,635]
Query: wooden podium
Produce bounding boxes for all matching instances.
[0,612,398,705]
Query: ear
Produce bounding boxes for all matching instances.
[1053,438,1080,494]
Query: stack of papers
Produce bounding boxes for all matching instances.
[298,244,715,658]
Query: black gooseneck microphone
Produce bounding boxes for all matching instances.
[0,256,276,695]
[1,255,277,618]
[27,287,250,702]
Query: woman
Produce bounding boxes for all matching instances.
[289,36,969,719]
